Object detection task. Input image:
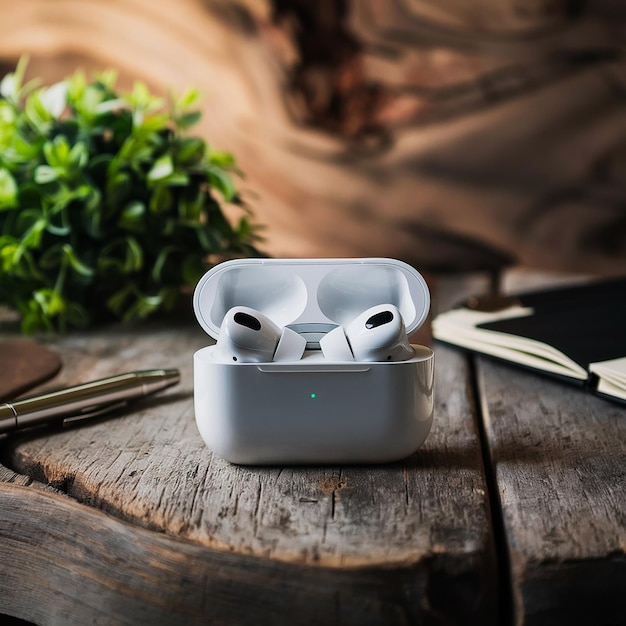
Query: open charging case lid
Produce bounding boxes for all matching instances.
[193,258,430,342]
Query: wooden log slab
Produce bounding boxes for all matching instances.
[0,0,625,275]
[475,356,626,625]
[0,481,481,626]
[0,318,498,624]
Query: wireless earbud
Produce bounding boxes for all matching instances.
[319,304,414,362]
[217,304,412,363]
[216,306,306,363]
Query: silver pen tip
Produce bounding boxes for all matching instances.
[160,369,181,387]
[140,369,181,395]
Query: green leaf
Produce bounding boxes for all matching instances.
[43,136,71,168]
[178,191,203,223]
[158,171,189,187]
[122,291,165,321]
[34,165,59,184]
[176,137,206,165]
[0,100,16,127]
[177,87,201,110]
[0,236,21,272]
[66,69,87,106]
[208,149,236,168]
[5,133,40,164]
[147,154,174,181]
[108,284,168,321]
[118,201,146,232]
[21,301,55,334]
[24,88,57,131]
[128,82,152,109]
[149,186,173,213]
[139,114,171,135]
[17,211,46,248]
[99,236,143,274]
[33,288,65,316]
[181,253,204,285]
[61,244,94,278]
[94,98,126,115]
[0,55,31,104]
[39,81,67,118]
[94,68,119,90]
[106,282,136,316]
[82,204,103,239]
[0,168,18,209]
[206,164,237,202]
[175,110,201,130]
[116,136,153,164]
[73,84,107,121]
[106,170,133,206]
[0,236,43,280]
[69,142,89,168]
[0,72,18,103]
[152,245,179,282]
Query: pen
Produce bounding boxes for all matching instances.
[0,369,180,434]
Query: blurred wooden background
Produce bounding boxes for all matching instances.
[1,0,625,277]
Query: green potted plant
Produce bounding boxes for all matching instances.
[0,58,263,333]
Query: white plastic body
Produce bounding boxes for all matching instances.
[192,258,434,465]
[194,347,434,464]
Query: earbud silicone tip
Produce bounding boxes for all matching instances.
[319,326,355,361]
[273,327,307,362]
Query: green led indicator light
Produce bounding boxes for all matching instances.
[310,393,316,399]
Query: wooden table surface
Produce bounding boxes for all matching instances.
[0,273,624,625]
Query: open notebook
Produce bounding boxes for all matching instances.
[432,277,626,404]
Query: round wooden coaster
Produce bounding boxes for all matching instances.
[0,340,63,401]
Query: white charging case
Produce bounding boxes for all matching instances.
[192,258,434,465]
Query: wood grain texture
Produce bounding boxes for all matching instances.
[0,481,480,626]
[0,320,497,624]
[0,0,625,275]
[371,0,575,34]
[476,357,626,626]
